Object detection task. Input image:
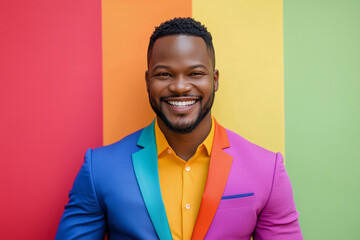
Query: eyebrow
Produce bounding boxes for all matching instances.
[189,64,208,70]
[151,64,208,72]
[151,65,171,72]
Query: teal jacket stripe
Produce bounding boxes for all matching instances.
[132,121,173,240]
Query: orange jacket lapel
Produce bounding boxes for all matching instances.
[191,120,233,240]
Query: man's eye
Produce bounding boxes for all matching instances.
[190,72,202,76]
[156,73,170,77]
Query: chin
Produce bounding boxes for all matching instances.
[161,114,205,134]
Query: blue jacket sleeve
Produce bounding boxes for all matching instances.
[55,149,106,240]
[254,152,303,240]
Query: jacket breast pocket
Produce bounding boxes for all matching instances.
[205,193,257,238]
[218,192,255,209]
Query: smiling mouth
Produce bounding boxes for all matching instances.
[162,95,200,108]
[167,100,197,108]
[161,95,201,110]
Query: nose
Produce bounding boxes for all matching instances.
[168,75,191,94]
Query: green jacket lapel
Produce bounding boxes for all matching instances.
[132,121,173,240]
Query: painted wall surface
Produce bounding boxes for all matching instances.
[102,0,191,145]
[4,0,351,238]
[284,0,360,239]
[0,1,103,239]
[103,0,284,152]
[193,0,285,153]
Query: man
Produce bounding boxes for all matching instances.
[56,18,302,240]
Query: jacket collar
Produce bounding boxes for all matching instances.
[132,119,233,240]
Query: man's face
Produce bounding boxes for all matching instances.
[146,35,218,134]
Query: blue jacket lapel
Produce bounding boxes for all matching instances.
[132,120,173,240]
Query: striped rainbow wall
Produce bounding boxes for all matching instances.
[1,0,359,239]
[102,0,285,154]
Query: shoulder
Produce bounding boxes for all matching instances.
[222,128,286,211]
[223,127,281,192]
[224,128,277,161]
[91,128,144,160]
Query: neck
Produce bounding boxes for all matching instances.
[157,113,212,161]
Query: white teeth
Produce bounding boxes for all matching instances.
[168,100,196,107]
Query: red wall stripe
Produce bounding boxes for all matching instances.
[0,1,103,239]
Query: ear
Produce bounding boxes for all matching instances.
[145,70,150,93]
[213,69,219,92]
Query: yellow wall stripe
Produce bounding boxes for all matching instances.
[193,0,285,153]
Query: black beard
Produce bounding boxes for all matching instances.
[149,91,215,134]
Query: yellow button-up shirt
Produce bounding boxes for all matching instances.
[155,118,215,240]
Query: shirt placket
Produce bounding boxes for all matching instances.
[182,148,203,240]
[182,160,191,239]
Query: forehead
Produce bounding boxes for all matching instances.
[149,35,212,69]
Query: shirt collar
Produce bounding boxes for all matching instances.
[154,117,215,157]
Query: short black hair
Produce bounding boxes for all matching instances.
[147,17,215,68]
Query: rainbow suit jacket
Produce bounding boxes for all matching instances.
[56,119,303,240]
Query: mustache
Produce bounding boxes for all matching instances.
[160,94,202,101]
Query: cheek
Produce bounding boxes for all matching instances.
[196,80,214,96]
[148,82,168,98]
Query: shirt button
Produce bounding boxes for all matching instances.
[185,204,191,210]
[185,166,190,172]
[167,149,172,154]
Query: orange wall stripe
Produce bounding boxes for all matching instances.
[102,0,192,145]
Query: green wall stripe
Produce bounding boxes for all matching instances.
[284,0,360,239]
